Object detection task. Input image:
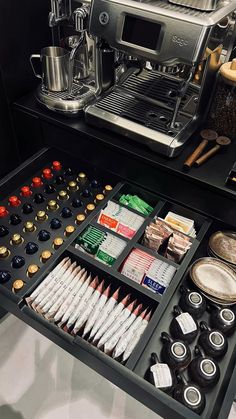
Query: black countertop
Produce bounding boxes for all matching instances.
[14,92,236,202]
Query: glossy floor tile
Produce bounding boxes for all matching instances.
[0,314,235,419]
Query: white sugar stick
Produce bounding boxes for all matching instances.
[53,268,86,323]
[28,258,70,306]
[35,262,77,311]
[92,293,130,343]
[41,266,81,314]
[122,311,151,362]
[97,299,136,349]
[58,273,91,327]
[89,287,120,341]
[66,276,99,330]
[43,266,83,319]
[104,304,142,354]
[82,285,111,338]
[112,308,147,359]
[72,280,104,334]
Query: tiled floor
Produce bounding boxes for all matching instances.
[0,314,235,419]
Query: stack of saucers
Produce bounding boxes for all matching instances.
[189,257,236,306]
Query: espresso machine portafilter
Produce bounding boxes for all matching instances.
[85,0,236,157]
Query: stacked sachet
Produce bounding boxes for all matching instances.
[121,248,176,295]
[143,217,193,263]
[98,201,144,239]
[26,257,151,362]
[75,225,127,266]
[119,194,154,216]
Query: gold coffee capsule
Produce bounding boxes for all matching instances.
[103,185,113,194]
[0,246,10,259]
[76,214,86,225]
[36,210,47,222]
[65,225,75,236]
[95,194,105,204]
[41,250,52,263]
[67,181,78,192]
[86,204,95,213]
[24,221,36,232]
[58,190,69,200]
[77,172,86,182]
[11,234,23,245]
[12,279,24,293]
[27,264,39,277]
[47,200,59,211]
[53,237,63,249]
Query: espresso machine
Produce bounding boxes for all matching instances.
[30,0,103,115]
[85,0,236,156]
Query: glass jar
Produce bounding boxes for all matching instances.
[208,59,236,140]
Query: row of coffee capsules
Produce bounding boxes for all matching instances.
[146,286,236,414]
[26,257,152,362]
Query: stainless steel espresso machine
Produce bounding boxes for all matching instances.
[31,0,111,115]
[85,0,236,156]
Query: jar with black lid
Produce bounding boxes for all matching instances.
[208,59,236,140]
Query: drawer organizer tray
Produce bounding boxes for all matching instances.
[0,147,235,419]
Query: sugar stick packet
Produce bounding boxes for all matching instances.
[103,303,142,354]
[89,287,120,341]
[97,299,136,349]
[58,273,91,327]
[41,265,82,316]
[65,276,99,330]
[72,280,104,334]
[44,266,85,320]
[82,285,111,337]
[122,311,151,362]
[35,262,77,311]
[26,257,70,305]
[92,293,130,343]
[52,268,87,323]
[112,308,147,359]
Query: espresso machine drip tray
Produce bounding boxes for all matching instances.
[36,80,96,116]
[85,70,200,157]
[168,0,219,11]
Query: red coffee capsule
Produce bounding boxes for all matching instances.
[20,186,32,197]
[8,196,21,207]
[0,206,9,218]
[32,177,43,187]
[52,161,62,171]
[43,168,53,179]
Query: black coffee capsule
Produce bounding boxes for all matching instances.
[169,305,198,343]
[208,304,236,336]
[179,285,206,319]
[188,345,220,389]
[146,352,176,395]
[160,332,191,371]
[173,374,206,414]
[198,321,228,359]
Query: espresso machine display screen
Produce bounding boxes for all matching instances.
[122,16,161,50]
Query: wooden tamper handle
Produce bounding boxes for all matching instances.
[183,129,218,170]
[195,136,231,167]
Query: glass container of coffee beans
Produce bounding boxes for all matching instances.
[208,59,236,140]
